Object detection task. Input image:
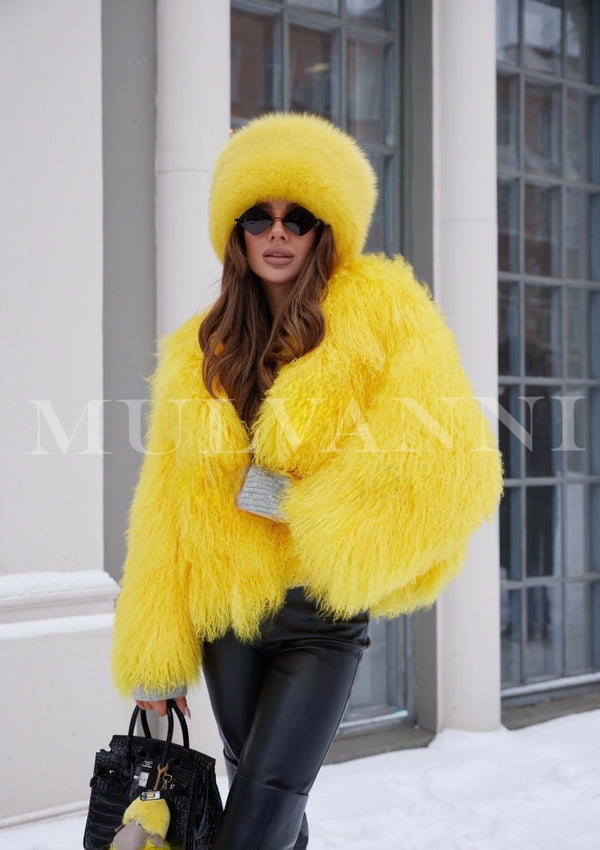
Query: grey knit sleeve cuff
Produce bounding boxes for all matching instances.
[133,685,188,701]
[236,464,291,522]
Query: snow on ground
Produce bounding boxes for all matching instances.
[2,710,599,850]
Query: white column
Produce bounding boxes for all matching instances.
[154,1,231,771]
[0,0,129,823]
[155,0,231,337]
[432,0,501,730]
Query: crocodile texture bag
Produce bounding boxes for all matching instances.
[83,701,223,850]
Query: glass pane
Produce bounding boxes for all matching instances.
[525,386,563,476]
[347,38,387,144]
[565,189,587,280]
[593,582,600,665]
[347,619,403,717]
[499,384,523,478]
[565,484,586,575]
[591,291,600,378]
[524,0,562,75]
[592,96,600,185]
[525,184,561,277]
[498,177,520,272]
[565,189,600,281]
[591,387,600,474]
[499,280,521,375]
[289,0,339,12]
[562,387,586,474]
[497,73,520,169]
[566,90,600,183]
[501,487,522,580]
[497,0,520,64]
[525,584,562,678]
[290,24,335,119]
[565,581,596,672]
[363,150,387,253]
[592,195,600,280]
[526,486,561,576]
[524,285,561,376]
[501,589,522,685]
[347,0,392,29]
[524,80,561,176]
[592,484,600,571]
[566,288,588,378]
[565,0,600,83]
[231,10,280,124]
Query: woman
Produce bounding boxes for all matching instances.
[112,112,502,849]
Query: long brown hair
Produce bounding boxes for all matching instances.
[199,223,337,428]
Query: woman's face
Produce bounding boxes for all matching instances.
[241,199,318,307]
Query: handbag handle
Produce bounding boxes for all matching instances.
[137,709,153,739]
[127,699,190,764]
[167,700,190,748]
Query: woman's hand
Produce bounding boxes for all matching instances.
[135,696,191,718]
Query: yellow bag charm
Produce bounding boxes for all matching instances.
[110,792,171,850]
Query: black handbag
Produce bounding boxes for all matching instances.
[83,700,223,850]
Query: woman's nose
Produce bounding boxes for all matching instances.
[268,218,288,239]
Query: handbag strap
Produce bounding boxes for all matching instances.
[127,700,190,762]
[167,699,190,748]
[128,706,152,739]
[140,710,152,738]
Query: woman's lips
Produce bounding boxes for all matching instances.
[262,250,294,265]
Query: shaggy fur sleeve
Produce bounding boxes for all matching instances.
[282,257,503,618]
[111,319,202,698]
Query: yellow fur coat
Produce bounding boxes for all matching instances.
[111,254,503,698]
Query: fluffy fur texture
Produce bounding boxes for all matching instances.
[209,113,377,264]
[111,255,503,698]
[110,796,170,849]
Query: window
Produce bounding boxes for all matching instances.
[231,0,402,255]
[497,0,600,695]
[231,0,410,726]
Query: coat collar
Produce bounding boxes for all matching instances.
[250,260,387,474]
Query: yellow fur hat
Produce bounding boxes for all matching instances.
[209,112,378,264]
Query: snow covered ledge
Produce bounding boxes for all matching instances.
[0,570,131,824]
[0,571,130,825]
[0,570,119,623]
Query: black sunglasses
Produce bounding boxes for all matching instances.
[235,205,322,236]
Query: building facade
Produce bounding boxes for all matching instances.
[0,0,597,827]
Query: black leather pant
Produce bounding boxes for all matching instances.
[203,587,370,849]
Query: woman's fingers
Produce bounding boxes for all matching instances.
[175,696,191,718]
[134,699,168,715]
[134,698,190,717]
